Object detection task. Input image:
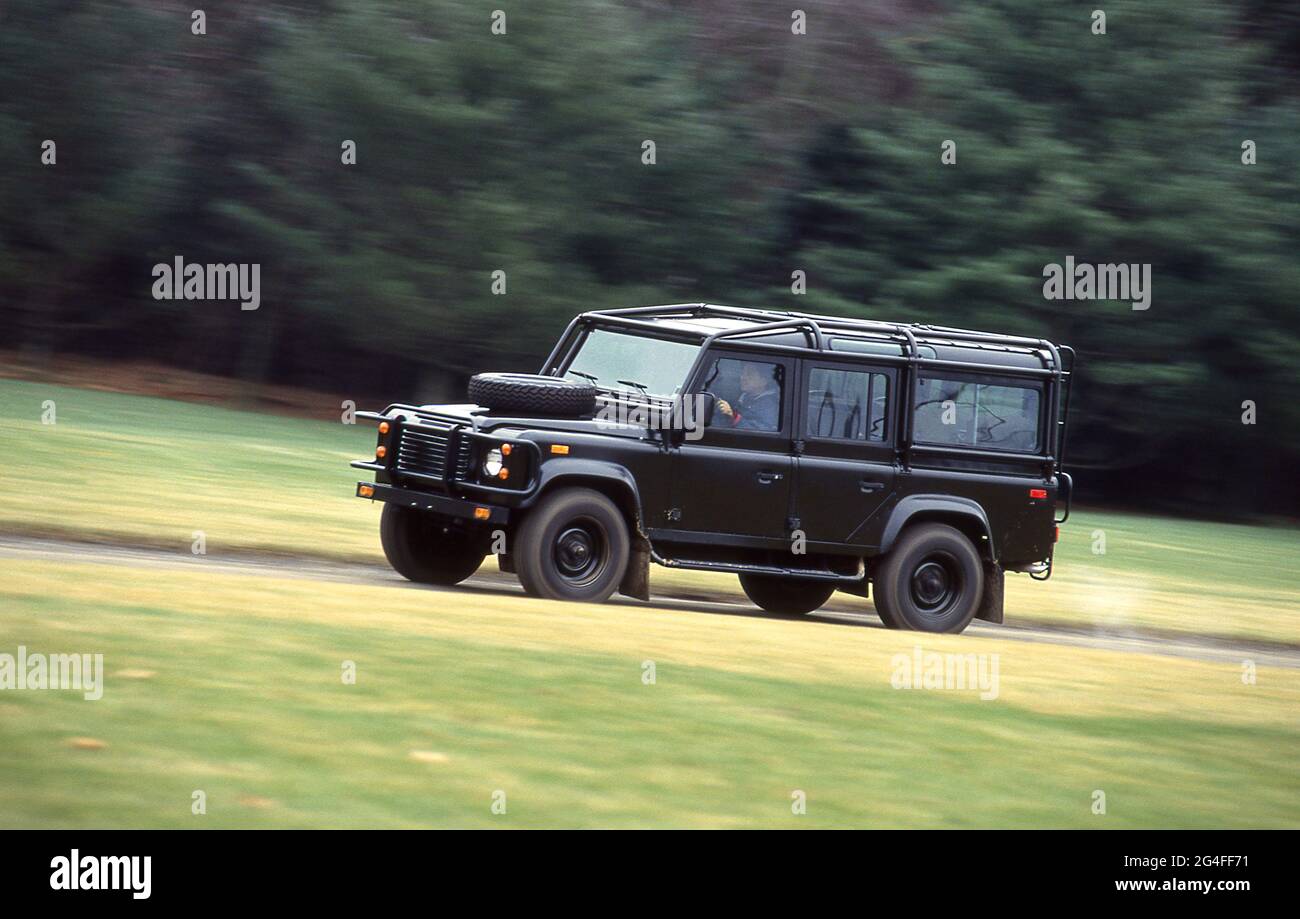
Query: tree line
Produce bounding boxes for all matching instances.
[2,0,1296,517]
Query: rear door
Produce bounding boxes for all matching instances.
[666,350,796,544]
[794,358,898,549]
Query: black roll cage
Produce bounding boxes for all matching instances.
[542,304,1073,502]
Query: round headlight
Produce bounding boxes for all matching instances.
[482,447,504,478]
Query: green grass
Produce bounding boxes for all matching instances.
[1,378,1297,642]
[0,378,375,558]
[3,560,1297,828]
[1,379,1295,827]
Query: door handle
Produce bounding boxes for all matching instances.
[859,479,885,493]
[755,471,784,485]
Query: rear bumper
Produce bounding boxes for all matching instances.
[355,482,509,525]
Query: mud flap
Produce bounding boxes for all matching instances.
[497,553,515,574]
[976,563,1004,624]
[618,543,651,601]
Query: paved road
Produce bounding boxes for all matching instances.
[2,533,1296,668]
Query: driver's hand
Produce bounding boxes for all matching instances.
[717,399,734,417]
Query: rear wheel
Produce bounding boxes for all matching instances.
[739,574,836,616]
[872,523,983,633]
[514,488,630,602]
[380,504,486,586]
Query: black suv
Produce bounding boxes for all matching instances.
[352,304,1074,633]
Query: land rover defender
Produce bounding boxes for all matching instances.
[351,303,1074,633]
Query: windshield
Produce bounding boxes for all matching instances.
[563,328,700,398]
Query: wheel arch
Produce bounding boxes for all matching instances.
[526,460,646,540]
[878,495,996,562]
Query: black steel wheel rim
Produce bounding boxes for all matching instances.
[552,517,608,586]
[910,551,962,616]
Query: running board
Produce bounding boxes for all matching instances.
[649,550,864,583]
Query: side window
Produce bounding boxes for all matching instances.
[700,357,784,433]
[806,367,889,442]
[914,376,1041,453]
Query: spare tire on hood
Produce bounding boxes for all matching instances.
[468,373,597,416]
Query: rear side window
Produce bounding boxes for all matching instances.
[913,376,1041,453]
[806,367,889,442]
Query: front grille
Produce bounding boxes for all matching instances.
[394,418,472,483]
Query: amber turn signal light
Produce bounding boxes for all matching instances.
[550,444,570,455]
[473,507,491,520]
[376,445,387,459]
[501,443,512,456]
[498,468,509,480]
[358,484,374,498]
[378,421,390,434]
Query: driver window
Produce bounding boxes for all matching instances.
[701,357,784,433]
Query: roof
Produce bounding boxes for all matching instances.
[578,303,1066,373]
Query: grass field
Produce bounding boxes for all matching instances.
[1,379,1296,642]
[1,380,1298,828]
[3,559,1298,828]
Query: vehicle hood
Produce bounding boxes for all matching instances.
[393,403,650,440]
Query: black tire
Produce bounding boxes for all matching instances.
[739,574,836,616]
[468,372,597,416]
[871,589,903,629]
[514,488,630,602]
[872,523,984,633]
[380,504,486,586]
[869,565,903,628]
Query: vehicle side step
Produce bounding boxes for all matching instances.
[650,551,864,583]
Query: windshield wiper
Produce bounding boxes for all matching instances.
[566,370,599,384]
[617,379,649,396]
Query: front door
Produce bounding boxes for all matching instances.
[794,358,898,549]
[666,351,795,544]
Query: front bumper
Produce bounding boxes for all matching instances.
[352,405,542,497]
[355,481,509,525]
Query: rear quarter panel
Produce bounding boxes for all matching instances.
[870,467,1056,565]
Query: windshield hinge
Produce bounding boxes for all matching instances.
[792,439,805,456]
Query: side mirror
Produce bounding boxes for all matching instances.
[665,392,714,444]
[695,392,717,428]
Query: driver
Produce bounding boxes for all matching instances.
[717,362,780,432]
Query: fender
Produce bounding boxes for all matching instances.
[526,458,645,533]
[878,495,996,561]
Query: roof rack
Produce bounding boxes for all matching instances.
[540,302,1073,476]
[557,302,1064,379]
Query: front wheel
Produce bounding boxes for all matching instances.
[739,574,836,616]
[872,523,984,633]
[380,504,486,586]
[514,488,630,602]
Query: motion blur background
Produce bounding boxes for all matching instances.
[2,0,1297,518]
